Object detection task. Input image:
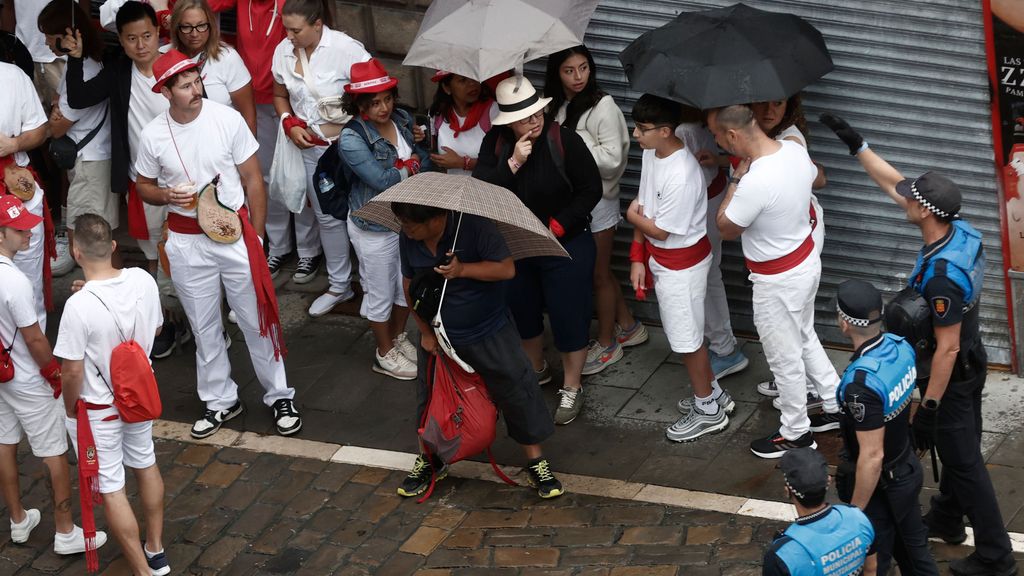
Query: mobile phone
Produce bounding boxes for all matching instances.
[438,252,455,266]
[55,37,71,54]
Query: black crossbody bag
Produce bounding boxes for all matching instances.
[49,106,108,170]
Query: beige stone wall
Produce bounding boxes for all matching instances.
[331,0,435,113]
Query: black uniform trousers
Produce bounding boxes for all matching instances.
[863,456,939,576]
[924,344,1013,564]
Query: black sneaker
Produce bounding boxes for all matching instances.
[144,543,171,576]
[266,254,285,280]
[525,458,564,499]
[809,411,842,432]
[924,512,968,545]
[151,321,177,359]
[272,399,302,436]
[750,431,816,459]
[292,255,322,285]
[397,454,448,498]
[190,401,244,439]
[950,552,1018,576]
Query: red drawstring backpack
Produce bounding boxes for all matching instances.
[88,293,162,423]
[0,329,14,383]
[417,352,516,501]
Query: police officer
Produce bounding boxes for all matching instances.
[834,279,939,576]
[763,447,876,576]
[822,114,1017,576]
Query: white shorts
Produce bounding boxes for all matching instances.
[651,253,712,354]
[590,196,621,233]
[0,381,68,457]
[65,407,156,494]
[346,220,406,323]
[67,159,119,230]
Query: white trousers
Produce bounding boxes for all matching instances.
[704,192,737,356]
[165,231,293,411]
[14,186,46,330]
[263,105,322,260]
[811,194,825,256]
[750,255,839,439]
[136,198,168,262]
[347,220,405,322]
[301,145,352,294]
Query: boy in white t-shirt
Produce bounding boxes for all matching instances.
[625,95,732,443]
[56,213,169,576]
[0,196,107,557]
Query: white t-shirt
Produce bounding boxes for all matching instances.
[637,148,707,250]
[395,122,413,161]
[724,140,816,262]
[0,256,45,390]
[54,268,162,405]
[128,65,170,179]
[432,101,498,176]
[0,62,47,167]
[776,124,807,147]
[58,57,112,162]
[160,43,252,108]
[675,122,718,188]
[135,100,259,217]
[271,28,369,126]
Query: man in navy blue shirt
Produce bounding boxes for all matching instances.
[394,203,561,499]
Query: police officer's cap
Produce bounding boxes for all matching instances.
[836,279,883,328]
[895,172,961,219]
[780,447,829,499]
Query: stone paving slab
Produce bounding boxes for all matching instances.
[4,437,1021,575]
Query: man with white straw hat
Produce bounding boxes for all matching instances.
[474,75,602,426]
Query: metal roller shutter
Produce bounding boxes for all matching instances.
[528,0,1011,364]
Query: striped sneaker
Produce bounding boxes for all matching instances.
[581,340,623,375]
[615,321,649,347]
[677,390,736,415]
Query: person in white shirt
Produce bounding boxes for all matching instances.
[427,70,497,176]
[135,49,301,439]
[0,196,107,559]
[544,45,648,376]
[0,61,54,329]
[38,1,119,273]
[57,214,167,576]
[271,0,369,312]
[626,95,733,443]
[3,0,65,108]
[709,104,840,459]
[166,0,255,132]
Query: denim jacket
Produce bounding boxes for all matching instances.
[342,108,431,232]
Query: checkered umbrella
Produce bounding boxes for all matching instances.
[351,172,569,259]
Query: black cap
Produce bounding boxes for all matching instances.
[895,172,961,219]
[836,279,883,328]
[780,447,829,499]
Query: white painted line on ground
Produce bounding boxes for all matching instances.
[151,421,1024,552]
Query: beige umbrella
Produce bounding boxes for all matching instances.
[352,172,569,259]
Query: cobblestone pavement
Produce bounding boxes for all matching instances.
[2,438,1016,575]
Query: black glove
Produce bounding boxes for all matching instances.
[819,113,865,155]
[912,402,939,452]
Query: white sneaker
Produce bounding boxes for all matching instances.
[309,290,353,317]
[10,509,40,543]
[53,525,108,555]
[52,232,75,277]
[373,347,417,380]
[394,332,417,361]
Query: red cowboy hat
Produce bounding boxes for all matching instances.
[152,49,200,93]
[344,58,399,94]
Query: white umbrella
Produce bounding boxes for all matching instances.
[403,0,600,81]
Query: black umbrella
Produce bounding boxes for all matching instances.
[619,3,833,109]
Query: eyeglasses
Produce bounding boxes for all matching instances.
[178,23,211,34]
[516,111,543,125]
[634,123,674,134]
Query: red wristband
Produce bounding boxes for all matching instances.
[407,159,421,175]
[629,241,645,263]
[463,156,472,171]
[39,357,61,399]
[548,217,565,238]
[282,115,307,134]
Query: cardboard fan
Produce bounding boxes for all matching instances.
[2,165,36,201]
[196,175,242,244]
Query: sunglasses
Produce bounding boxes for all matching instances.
[178,23,211,34]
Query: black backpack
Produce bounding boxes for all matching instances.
[313,119,372,220]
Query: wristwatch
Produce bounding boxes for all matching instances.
[729,176,741,185]
[922,397,941,410]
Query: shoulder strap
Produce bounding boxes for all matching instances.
[76,105,109,152]
[87,290,133,342]
[546,122,570,189]
[296,47,321,101]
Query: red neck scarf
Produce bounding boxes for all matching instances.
[445,99,491,138]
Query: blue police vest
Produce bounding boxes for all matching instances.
[908,219,984,307]
[837,334,917,422]
[775,505,875,576]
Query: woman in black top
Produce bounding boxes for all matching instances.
[473,75,602,426]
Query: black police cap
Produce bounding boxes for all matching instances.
[895,172,961,219]
[780,447,829,498]
[836,279,883,328]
